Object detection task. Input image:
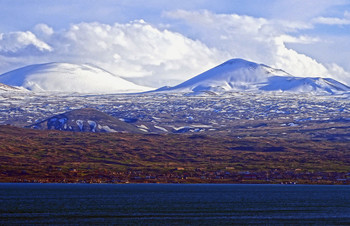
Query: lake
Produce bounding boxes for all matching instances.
[1,183,349,225]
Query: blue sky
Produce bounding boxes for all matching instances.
[0,0,350,87]
[1,0,347,30]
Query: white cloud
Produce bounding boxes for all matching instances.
[34,24,54,36]
[326,63,350,85]
[0,21,227,87]
[0,9,349,88]
[0,31,52,53]
[164,10,350,84]
[279,35,320,44]
[55,21,227,87]
[313,16,350,25]
[273,36,329,78]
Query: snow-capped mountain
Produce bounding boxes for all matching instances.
[0,82,19,92]
[0,63,150,93]
[160,58,350,94]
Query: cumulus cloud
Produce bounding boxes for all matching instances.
[279,35,320,44]
[313,16,350,25]
[34,24,54,36]
[326,63,350,85]
[0,9,349,88]
[164,10,350,84]
[0,20,227,87]
[0,31,52,53]
[272,37,329,78]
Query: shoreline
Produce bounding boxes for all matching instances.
[1,180,348,185]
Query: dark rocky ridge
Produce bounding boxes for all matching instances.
[28,108,143,133]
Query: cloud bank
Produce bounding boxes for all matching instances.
[0,9,349,87]
[164,10,350,85]
[165,10,328,77]
[0,31,52,53]
[0,20,226,87]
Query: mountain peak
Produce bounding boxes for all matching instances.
[221,58,259,67]
[160,58,349,94]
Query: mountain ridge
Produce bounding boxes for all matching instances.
[0,82,19,91]
[1,59,349,94]
[28,108,143,133]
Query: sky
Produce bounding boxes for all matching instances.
[0,0,350,87]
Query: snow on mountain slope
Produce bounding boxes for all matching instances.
[261,76,350,93]
[162,58,350,94]
[0,63,151,93]
[165,58,290,92]
[0,82,20,92]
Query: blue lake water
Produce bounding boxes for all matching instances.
[1,183,350,225]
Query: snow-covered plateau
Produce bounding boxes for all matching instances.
[0,90,349,138]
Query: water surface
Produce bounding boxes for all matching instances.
[1,183,349,225]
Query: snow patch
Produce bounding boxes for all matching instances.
[154,125,168,132]
[88,120,97,132]
[76,120,84,131]
[138,125,149,130]
[98,124,117,132]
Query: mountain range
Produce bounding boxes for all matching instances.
[0,59,349,94]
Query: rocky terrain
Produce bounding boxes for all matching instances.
[28,108,143,133]
[0,91,349,138]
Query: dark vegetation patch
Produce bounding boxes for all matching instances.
[231,146,256,151]
[0,125,349,184]
[188,134,207,139]
[262,147,285,152]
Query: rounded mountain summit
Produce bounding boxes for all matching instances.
[0,62,150,93]
[1,59,349,94]
[160,58,350,94]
